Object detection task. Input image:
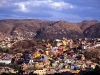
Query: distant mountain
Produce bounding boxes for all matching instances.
[0,19,100,39]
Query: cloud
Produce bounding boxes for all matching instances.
[14,2,29,12]
[0,0,75,14]
[0,0,75,13]
[12,0,75,12]
[49,2,74,10]
[0,0,10,8]
[0,0,99,22]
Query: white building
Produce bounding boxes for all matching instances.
[0,60,11,64]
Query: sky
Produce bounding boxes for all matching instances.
[0,0,100,22]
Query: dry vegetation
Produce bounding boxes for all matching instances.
[0,19,100,39]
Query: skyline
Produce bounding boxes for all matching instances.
[0,0,100,22]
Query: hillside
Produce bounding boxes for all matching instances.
[83,23,100,38]
[0,19,100,39]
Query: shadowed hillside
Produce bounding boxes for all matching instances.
[83,23,100,38]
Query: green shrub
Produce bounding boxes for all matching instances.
[0,63,5,67]
[8,64,20,71]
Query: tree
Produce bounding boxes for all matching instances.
[8,64,20,71]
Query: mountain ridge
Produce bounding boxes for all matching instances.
[0,19,100,40]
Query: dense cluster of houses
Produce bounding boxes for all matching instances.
[0,37,100,75]
[0,36,24,49]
